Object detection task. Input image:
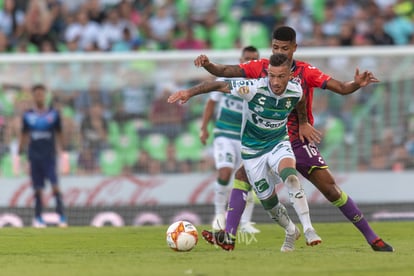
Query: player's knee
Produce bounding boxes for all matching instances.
[235,166,249,182]
[323,185,342,202]
[285,174,300,190]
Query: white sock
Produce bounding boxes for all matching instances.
[285,175,313,232]
[266,202,295,234]
[240,191,254,224]
[214,181,229,215]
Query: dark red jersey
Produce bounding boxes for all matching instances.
[240,58,331,142]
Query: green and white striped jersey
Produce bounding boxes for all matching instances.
[228,78,303,159]
[210,78,244,140]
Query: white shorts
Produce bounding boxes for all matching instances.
[243,140,295,200]
[213,136,242,170]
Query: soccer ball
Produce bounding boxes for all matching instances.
[166,220,198,251]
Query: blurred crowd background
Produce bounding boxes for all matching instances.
[0,0,413,177]
[0,0,413,52]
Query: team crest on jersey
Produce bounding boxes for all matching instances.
[285,98,292,109]
[238,86,249,95]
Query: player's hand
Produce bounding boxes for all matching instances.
[194,54,211,68]
[354,68,380,87]
[167,90,191,104]
[299,123,322,144]
[199,128,209,145]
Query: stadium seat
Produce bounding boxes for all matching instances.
[218,0,235,22]
[209,21,239,49]
[325,117,345,147]
[187,118,214,146]
[99,149,123,176]
[0,153,26,177]
[175,0,189,22]
[108,120,140,167]
[174,132,204,162]
[240,21,269,49]
[193,24,209,41]
[0,91,15,116]
[141,133,169,162]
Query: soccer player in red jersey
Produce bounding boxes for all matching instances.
[198,26,394,252]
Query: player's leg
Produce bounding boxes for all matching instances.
[201,166,250,251]
[47,158,67,227]
[239,189,260,233]
[212,167,232,230]
[244,155,299,252]
[308,169,393,252]
[295,140,393,252]
[225,165,251,236]
[211,137,237,230]
[30,160,46,228]
[271,141,321,246]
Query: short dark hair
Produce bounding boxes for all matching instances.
[31,83,46,92]
[272,26,296,42]
[242,45,258,53]
[269,53,290,67]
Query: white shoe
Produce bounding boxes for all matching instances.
[212,214,226,230]
[33,217,46,228]
[239,222,260,234]
[304,228,322,246]
[281,225,300,252]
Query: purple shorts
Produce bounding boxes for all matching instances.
[291,139,328,180]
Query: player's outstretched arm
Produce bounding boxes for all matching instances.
[194,54,244,78]
[327,68,380,95]
[167,81,230,104]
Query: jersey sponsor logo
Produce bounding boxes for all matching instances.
[237,86,249,95]
[232,79,254,87]
[254,178,269,193]
[252,114,287,129]
[31,131,52,140]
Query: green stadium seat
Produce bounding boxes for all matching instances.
[108,121,140,167]
[0,153,26,177]
[141,133,169,162]
[174,132,204,162]
[0,92,15,116]
[324,117,345,147]
[240,21,270,49]
[188,118,214,146]
[99,149,123,176]
[209,21,239,49]
[218,0,235,22]
[175,0,189,22]
[193,24,209,41]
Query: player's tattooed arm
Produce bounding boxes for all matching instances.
[297,97,322,144]
[194,54,244,77]
[167,81,230,104]
[296,96,308,124]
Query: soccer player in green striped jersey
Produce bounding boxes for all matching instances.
[168,53,319,252]
[199,46,260,234]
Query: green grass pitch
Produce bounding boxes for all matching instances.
[0,221,413,276]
